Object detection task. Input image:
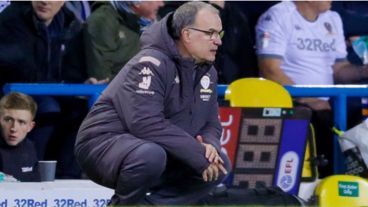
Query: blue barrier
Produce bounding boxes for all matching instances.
[285,84,368,173]
[5,83,368,173]
[3,83,107,108]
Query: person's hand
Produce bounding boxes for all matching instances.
[202,163,227,182]
[196,135,227,182]
[295,97,331,111]
[196,135,223,164]
[84,77,110,84]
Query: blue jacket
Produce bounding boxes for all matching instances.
[75,13,222,187]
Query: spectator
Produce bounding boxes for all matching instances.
[256,1,368,177]
[0,1,106,178]
[0,92,39,182]
[209,0,257,83]
[84,0,164,81]
[0,1,87,86]
[75,2,230,205]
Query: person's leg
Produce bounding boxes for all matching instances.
[110,142,167,205]
[146,151,231,205]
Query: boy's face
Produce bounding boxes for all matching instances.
[0,109,35,146]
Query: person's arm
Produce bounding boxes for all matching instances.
[197,115,221,153]
[111,60,210,175]
[330,9,367,84]
[197,73,222,152]
[195,75,223,164]
[333,60,368,83]
[194,70,228,179]
[258,56,294,85]
[255,6,295,86]
[258,56,330,110]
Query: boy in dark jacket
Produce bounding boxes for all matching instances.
[0,92,39,182]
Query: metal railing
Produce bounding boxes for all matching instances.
[6,83,368,173]
[3,83,107,108]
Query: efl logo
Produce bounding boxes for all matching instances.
[276,151,299,192]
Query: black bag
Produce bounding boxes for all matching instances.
[205,186,304,206]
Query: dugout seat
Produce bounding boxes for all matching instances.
[313,174,368,207]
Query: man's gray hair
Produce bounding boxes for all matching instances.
[171,1,219,40]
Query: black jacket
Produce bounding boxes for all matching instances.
[0,137,39,182]
[0,3,87,88]
[213,2,257,83]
